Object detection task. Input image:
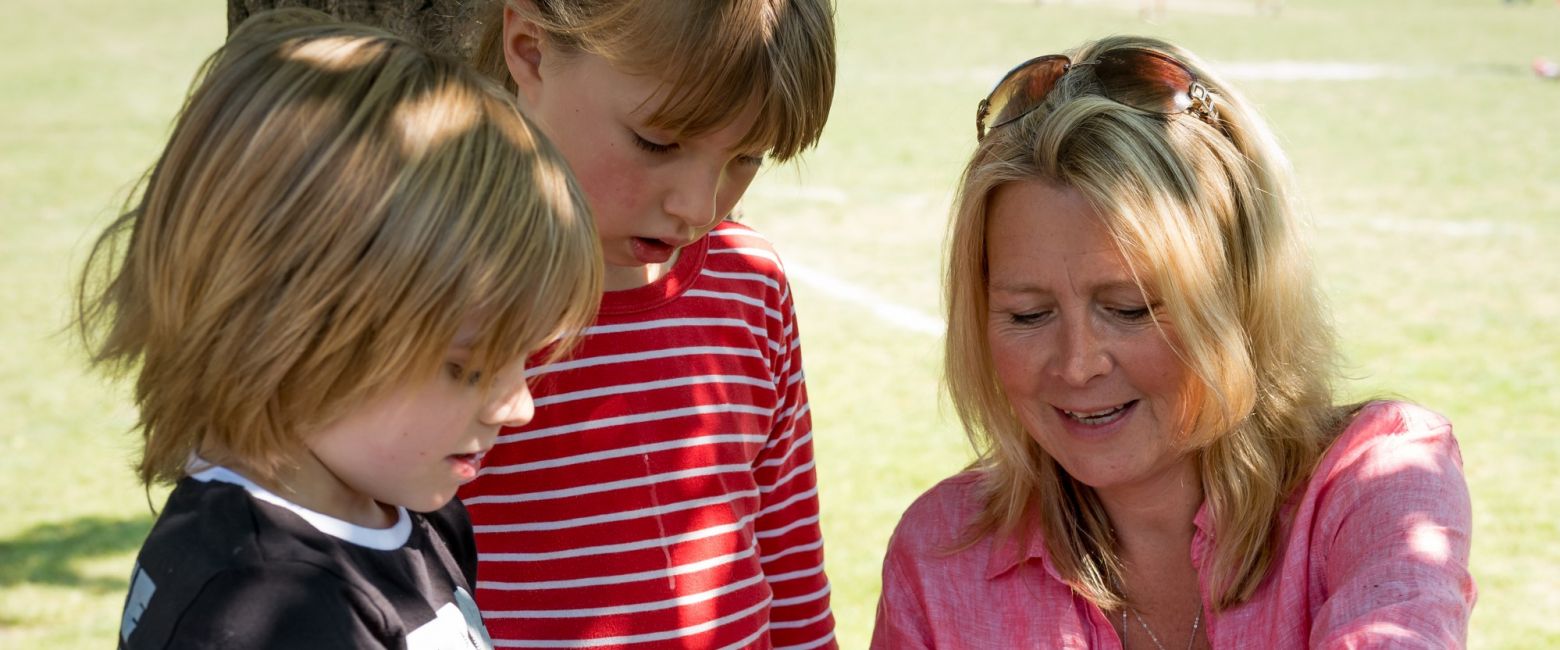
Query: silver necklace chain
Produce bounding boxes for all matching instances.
[1120,605,1201,650]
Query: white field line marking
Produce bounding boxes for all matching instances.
[1329,215,1535,238]
[1217,61,1431,81]
[769,148,1540,333]
[918,61,1447,87]
[778,215,1525,335]
[785,261,945,336]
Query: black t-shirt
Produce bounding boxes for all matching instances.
[117,466,494,649]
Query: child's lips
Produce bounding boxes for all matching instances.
[630,237,684,264]
[449,450,486,481]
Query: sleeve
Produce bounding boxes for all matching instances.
[160,565,392,650]
[751,276,837,649]
[870,528,933,650]
[1309,406,1476,648]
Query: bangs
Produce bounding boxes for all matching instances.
[462,161,600,386]
[396,89,601,389]
[583,0,835,162]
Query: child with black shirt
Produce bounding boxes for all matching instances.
[77,9,602,648]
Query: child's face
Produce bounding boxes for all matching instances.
[297,331,534,524]
[522,51,768,290]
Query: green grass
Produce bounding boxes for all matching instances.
[3,0,1557,648]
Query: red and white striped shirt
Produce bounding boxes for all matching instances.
[460,221,837,649]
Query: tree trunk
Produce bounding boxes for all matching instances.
[227,0,485,61]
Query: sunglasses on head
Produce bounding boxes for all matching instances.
[975,47,1219,140]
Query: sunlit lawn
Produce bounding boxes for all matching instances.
[3,0,1556,648]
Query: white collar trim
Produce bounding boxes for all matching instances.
[189,463,412,550]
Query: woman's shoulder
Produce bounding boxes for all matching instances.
[888,471,987,554]
[1320,400,1458,476]
[1301,400,1467,526]
[1345,400,1452,438]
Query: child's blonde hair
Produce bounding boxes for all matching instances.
[472,0,835,162]
[77,8,602,488]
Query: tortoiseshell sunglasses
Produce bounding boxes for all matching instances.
[975,47,1219,140]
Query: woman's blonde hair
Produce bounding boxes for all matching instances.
[945,35,1356,610]
[77,8,602,488]
[471,0,835,162]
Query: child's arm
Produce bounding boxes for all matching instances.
[751,279,838,648]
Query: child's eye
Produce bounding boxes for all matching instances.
[445,362,482,386]
[735,153,766,168]
[632,133,676,154]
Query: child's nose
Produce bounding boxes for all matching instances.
[663,167,720,230]
[481,364,534,428]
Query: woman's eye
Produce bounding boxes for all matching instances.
[1110,306,1154,323]
[735,153,766,168]
[632,133,676,154]
[1010,311,1048,326]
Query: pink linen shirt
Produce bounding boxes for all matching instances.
[872,401,1475,649]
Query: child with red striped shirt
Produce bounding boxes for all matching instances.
[457,1,839,648]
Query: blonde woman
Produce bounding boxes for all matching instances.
[872,35,1475,648]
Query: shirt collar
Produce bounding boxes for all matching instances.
[985,500,1215,580]
[984,519,1062,581]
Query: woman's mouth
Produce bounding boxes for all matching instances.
[1057,401,1137,427]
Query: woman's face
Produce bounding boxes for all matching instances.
[984,180,1196,499]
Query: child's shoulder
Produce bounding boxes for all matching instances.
[702,220,790,280]
[133,477,349,583]
[123,477,475,647]
[122,479,358,646]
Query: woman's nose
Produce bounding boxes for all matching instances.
[1053,318,1111,387]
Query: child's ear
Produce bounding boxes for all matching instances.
[501,3,547,106]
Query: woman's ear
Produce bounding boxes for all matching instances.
[501,3,547,106]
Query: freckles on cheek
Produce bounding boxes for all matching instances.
[580,177,638,223]
[1149,347,1194,390]
[576,150,639,200]
[989,342,1038,390]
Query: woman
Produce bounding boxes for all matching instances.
[872,35,1475,648]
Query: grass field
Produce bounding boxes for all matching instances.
[3,0,1557,648]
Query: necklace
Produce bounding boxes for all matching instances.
[1120,605,1201,650]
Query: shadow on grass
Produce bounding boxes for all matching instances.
[0,514,152,593]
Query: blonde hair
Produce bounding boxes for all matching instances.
[945,35,1355,610]
[77,8,602,488]
[471,0,835,162]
